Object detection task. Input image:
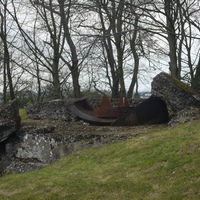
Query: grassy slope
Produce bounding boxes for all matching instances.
[0,120,200,200]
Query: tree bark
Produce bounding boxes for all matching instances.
[4,45,15,100]
[58,0,81,98]
[192,56,200,93]
[0,3,15,102]
[165,0,179,79]
[127,15,139,99]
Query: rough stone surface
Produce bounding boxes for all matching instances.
[0,99,21,142]
[25,98,142,121]
[25,99,77,121]
[151,72,200,117]
[169,107,200,125]
[0,123,141,175]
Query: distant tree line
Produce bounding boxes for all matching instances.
[0,0,200,104]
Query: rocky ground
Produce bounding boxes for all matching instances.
[21,118,168,137]
[1,119,168,176]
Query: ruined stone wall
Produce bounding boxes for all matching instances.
[0,97,143,176]
[0,125,138,175]
[25,98,142,121]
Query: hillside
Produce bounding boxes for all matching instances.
[0,120,200,199]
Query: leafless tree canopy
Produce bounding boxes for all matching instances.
[0,0,199,102]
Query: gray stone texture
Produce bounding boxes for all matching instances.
[0,125,136,175]
[25,98,142,121]
[25,99,76,121]
[0,99,21,142]
[151,72,200,117]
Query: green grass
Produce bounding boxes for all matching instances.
[19,108,26,120]
[1,120,200,199]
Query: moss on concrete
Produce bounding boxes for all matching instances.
[163,73,199,95]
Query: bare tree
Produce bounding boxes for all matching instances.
[1,0,200,103]
[83,0,135,97]
[9,0,65,99]
[136,0,200,84]
[29,0,65,99]
[0,0,15,102]
[164,0,179,79]
[57,0,81,98]
[83,0,155,98]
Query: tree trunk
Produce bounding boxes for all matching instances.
[127,15,139,99]
[4,45,15,100]
[3,60,7,103]
[36,64,41,102]
[117,48,126,97]
[0,2,15,102]
[127,57,139,99]
[71,69,81,98]
[52,60,62,99]
[58,0,81,98]
[114,1,126,97]
[165,0,179,79]
[192,56,200,93]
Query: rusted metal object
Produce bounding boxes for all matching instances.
[67,97,115,125]
[93,96,130,118]
[112,96,169,126]
[93,95,116,118]
[118,96,130,107]
[67,95,169,126]
[67,95,131,125]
